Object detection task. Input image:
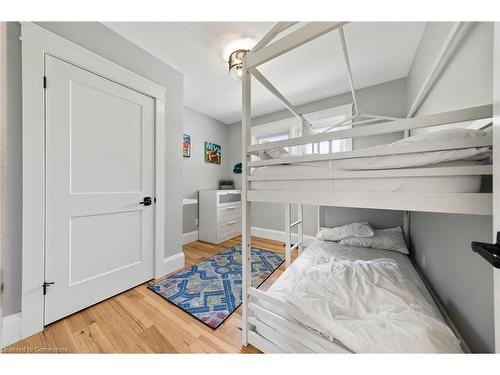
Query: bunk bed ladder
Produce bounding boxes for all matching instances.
[285,203,304,267]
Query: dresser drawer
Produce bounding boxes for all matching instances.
[217,205,241,224]
[216,220,241,242]
[216,191,241,207]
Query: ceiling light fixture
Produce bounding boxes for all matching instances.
[228,49,248,81]
[222,37,255,81]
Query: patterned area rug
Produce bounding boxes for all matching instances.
[148,245,284,329]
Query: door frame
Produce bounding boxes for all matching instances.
[493,22,500,354]
[0,22,6,347]
[21,22,168,339]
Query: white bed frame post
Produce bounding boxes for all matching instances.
[241,59,252,347]
[297,205,304,255]
[285,204,292,267]
[285,204,304,266]
[403,211,410,247]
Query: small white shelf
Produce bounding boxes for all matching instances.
[183,198,198,206]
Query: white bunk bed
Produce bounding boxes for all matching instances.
[240,22,494,353]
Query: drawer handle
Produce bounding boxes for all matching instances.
[226,207,237,210]
[227,220,237,225]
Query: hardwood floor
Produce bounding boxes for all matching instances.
[5,235,288,354]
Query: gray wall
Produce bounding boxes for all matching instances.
[408,22,493,116]
[410,214,493,353]
[407,22,494,353]
[3,22,184,316]
[227,78,407,236]
[182,107,230,233]
[321,208,403,230]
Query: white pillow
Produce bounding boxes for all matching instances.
[264,147,289,159]
[258,151,271,160]
[339,227,409,254]
[316,222,374,242]
[395,128,487,146]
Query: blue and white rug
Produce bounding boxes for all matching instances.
[148,245,284,329]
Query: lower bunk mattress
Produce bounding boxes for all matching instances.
[253,239,464,353]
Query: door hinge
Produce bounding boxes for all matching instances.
[42,281,55,295]
[43,76,47,89]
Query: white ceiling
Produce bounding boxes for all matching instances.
[104,22,426,124]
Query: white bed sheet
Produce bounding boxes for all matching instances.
[254,240,462,353]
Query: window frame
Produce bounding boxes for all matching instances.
[250,103,353,156]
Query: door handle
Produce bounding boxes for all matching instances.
[139,196,152,206]
[471,232,500,268]
[42,281,55,295]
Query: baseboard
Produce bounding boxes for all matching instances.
[251,226,316,246]
[1,313,22,348]
[182,227,315,247]
[183,230,198,244]
[159,252,185,277]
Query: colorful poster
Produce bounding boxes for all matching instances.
[204,142,221,164]
[183,134,191,158]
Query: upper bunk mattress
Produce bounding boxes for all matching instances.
[251,151,491,193]
[251,128,491,193]
[255,239,463,353]
[251,160,487,193]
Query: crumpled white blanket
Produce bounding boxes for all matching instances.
[281,256,463,353]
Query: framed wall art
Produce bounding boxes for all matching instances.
[204,142,221,164]
[183,134,191,158]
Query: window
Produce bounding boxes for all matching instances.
[303,112,353,154]
[251,117,299,158]
[250,103,353,156]
[308,124,352,154]
[252,131,292,160]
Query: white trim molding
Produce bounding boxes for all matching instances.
[0,22,6,347]
[161,252,186,277]
[20,23,166,100]
[1,313,21,348]
[20,22,168,341]
[183,230,199,244]
[492,22,500,353]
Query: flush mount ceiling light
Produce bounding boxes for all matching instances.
[228,49,248,81]
[222,37,256,81]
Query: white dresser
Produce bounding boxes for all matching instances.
[198,190,242,244]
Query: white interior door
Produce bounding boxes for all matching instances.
[44,55,155,324]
